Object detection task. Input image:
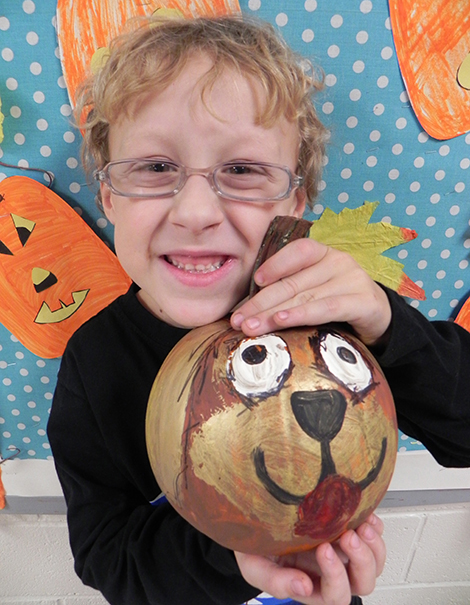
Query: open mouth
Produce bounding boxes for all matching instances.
[34,289,89,324]
[165,255,228,274]
[252,437,387,506]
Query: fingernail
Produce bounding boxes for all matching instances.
[362,523,375,541]
[231,313,243,328]
[324,543,335,560]
[255,271,265,286]
[291,579,308,597]
[276,310,289,321]
[245,317,260,330]
[350,532,361,549]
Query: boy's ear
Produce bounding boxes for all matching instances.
[292,187,307,218]
[100,184,116,225]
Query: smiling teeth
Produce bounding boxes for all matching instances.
[169,259,223,273]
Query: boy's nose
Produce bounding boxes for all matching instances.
[168,173,224,232]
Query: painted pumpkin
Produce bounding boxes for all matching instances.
[146,320,397,556]
[56,0,241,107]
[0,176,131,358]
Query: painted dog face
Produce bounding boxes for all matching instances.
[147,319,397,556]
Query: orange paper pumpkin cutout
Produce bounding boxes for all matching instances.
[0,176,131,358]
[389,0,470,139]
[456,297,470,333]
[56,0,241,107]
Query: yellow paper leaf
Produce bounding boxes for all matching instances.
[309,202,425,300]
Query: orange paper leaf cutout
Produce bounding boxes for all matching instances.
[389,0,470,139]
[56,0,241,108]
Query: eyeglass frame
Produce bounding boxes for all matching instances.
[94,158,305,202]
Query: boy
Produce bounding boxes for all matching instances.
[47,14,469,605]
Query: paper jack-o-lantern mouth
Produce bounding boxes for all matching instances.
[0,176,131,358]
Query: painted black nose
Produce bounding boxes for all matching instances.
[291,390,347,442]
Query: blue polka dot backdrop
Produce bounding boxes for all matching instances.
[1,0,469,461]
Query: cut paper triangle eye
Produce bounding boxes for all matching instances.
[389,0,470,140]
[0,176,131,358]
[56,0,241,108]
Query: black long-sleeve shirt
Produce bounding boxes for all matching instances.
[47,284,470,604]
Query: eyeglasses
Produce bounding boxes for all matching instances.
[94,158,304,202]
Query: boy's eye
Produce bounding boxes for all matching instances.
[139,161,177,173]
[224,164,264,176]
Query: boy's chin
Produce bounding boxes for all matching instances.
[159,303,234,330]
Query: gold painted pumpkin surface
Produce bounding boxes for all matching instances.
[146,320,397,556]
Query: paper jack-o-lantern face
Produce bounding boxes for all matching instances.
[0,176,131,358]
[147,320,398,556]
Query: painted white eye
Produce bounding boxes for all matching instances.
[319,333,372,392]
[227,334,292,398]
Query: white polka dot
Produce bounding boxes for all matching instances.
[302,29,314,43]
[60,104,72,117]
[69,182,81,194]
[304,0,317,10]
[430,193,440,204]
[450,205,460,216]
[7,394,16,402]
[40,146,51,157]
[426,216,436,227]
[33,91,45,103]
[11,409,20,416]
[26,31,39,45]
[343,143,355,154]
[435,170,445,181]
[413,156,424,168]
[436,270,446,279]
[57,75,67,88]
[0,17,10,30]
[381,216,392,224]
[356,31,369,44]
[19,368,29,376]
[418,131,429,143]
[421,239,432,249]
[392,144,403,155]
[377,75,389,88]
[406,205,416,215]
[341,168,352,179]
[10,106,21,118]
[36,360,46,368]
[460,260,469,269]
[325,74,337,86]
[6,77,18,91]
[23,0,36,14]
[439,145,450,156]
[460,158,470,169]
[360,0,373,13]
[328,45,340,58]
[363,180,374,191]
[275,13,288,27]
[388,169,399,180]
[385,193,395,203]
[30,62,42,75]
[66,157,78,169]
[366,156,377,167]
[338,192,349,203]
[440,249,450,259]
[464,239,470,249]
[347,116,358,128]
[381,46,393,60]
[418,260,427,269]
[36,119,48,131]
[373,103,384,116]
[445,228,455,238]
[313,203,324,215]
[14,133,26,146]
[331,14,343,28]
[410,181,420,192]
[248,0,261,8]
[400,91,409,103]
[24,385,32,393]
[369,130,381,142]
[455,182,465,193]
[322,102,334,115]
[353,60,365,73]
[398,249,408,259]
[455,280,464,289]
[396,117,407,129]
[2,48,14,61]
[428,309,438,318]
[96,218,108,229]
[432,290,442,299]
[63,131,76,143]
[450,299,459,308]
[349,89,361,101]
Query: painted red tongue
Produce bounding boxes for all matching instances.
[294,475,361,540]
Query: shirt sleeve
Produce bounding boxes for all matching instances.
[374,288,470,468]
[48,352,260,605]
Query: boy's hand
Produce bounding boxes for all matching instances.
[231,238,392,346]
[235,514,385,605]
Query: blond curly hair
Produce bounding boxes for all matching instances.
[74,15,329,207]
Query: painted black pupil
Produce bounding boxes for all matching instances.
[242,344,267,365]
[336,346,357,364]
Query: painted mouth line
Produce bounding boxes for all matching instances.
[253,437,387,505]
[166,257,225,274]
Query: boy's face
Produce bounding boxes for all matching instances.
[101,56,306,328]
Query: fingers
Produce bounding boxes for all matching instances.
[231,239,391,345]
